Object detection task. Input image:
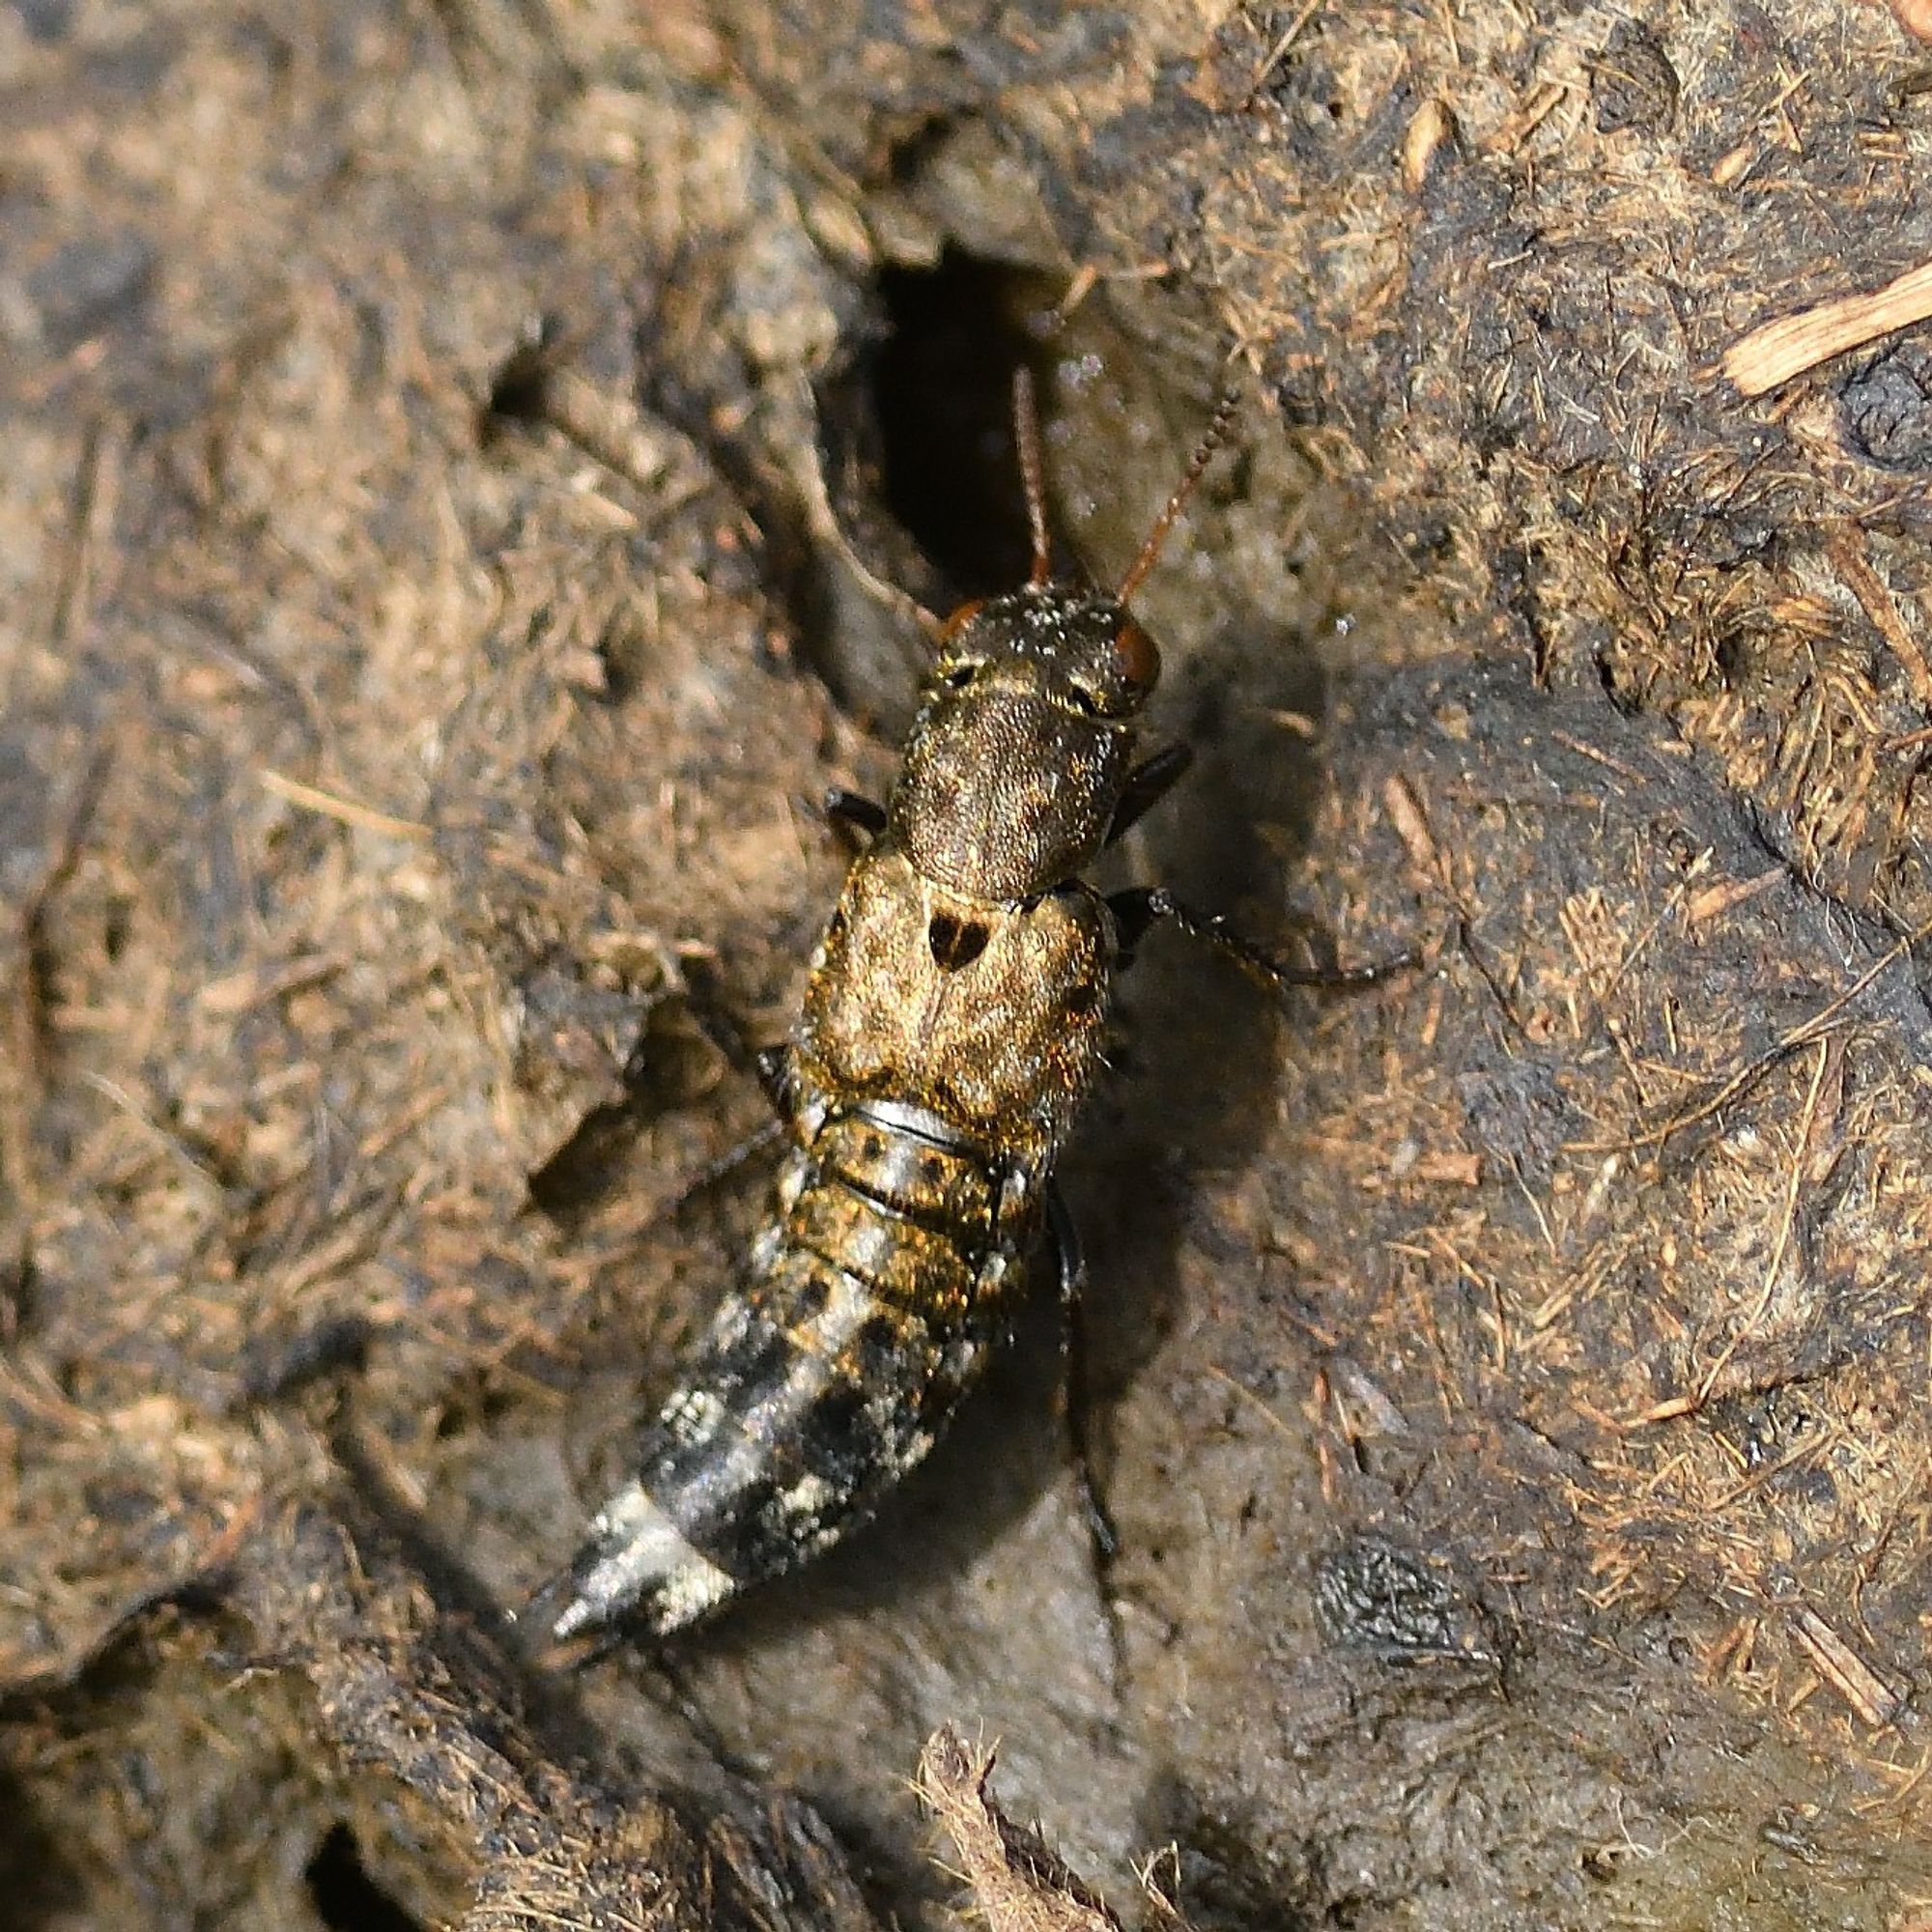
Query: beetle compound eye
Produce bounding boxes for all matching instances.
[1113,619,1161,696]
[938,598,986,641]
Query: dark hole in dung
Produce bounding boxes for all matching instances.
[304,1824,425,1932]
[525,1000,708,1227]
[480,313,560,440]
[927,910,990,970]
[873,250,1046,595]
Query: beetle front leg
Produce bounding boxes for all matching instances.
[822,786,887,842]
[1104,744,1193,847]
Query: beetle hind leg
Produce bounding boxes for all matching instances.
[1045,1184,1121,1566]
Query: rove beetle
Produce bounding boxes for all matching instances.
[529,371,1395,1651]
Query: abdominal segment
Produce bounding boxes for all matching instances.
[543,1125,1005,1644]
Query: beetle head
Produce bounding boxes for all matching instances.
[888,583,1157,903]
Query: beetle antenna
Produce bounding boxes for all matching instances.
[1012,367,1053,586]
[1117,389,1239,604]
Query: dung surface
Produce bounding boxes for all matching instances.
[4,2,1932,1929]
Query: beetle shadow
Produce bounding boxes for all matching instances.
[1063,603,1334,1454]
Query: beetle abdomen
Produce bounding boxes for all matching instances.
[543,1109,1014,1642]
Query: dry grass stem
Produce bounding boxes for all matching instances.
[918,1729,1195,1932]
[1722,254,1932,396]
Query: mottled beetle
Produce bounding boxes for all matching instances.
[530,374,1389,1649]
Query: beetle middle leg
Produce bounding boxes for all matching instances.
[678,781,888,1106]
[1044,1182,1121,1564]
[680,787,884,1112]
[1110,885,1412,990]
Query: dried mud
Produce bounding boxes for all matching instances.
[4,2,1932,1929]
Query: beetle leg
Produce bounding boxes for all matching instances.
[1045,1181,1119,1566]
[822,787,887,842]
[1107,885,1413,990]
[1104,742,1193,847]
